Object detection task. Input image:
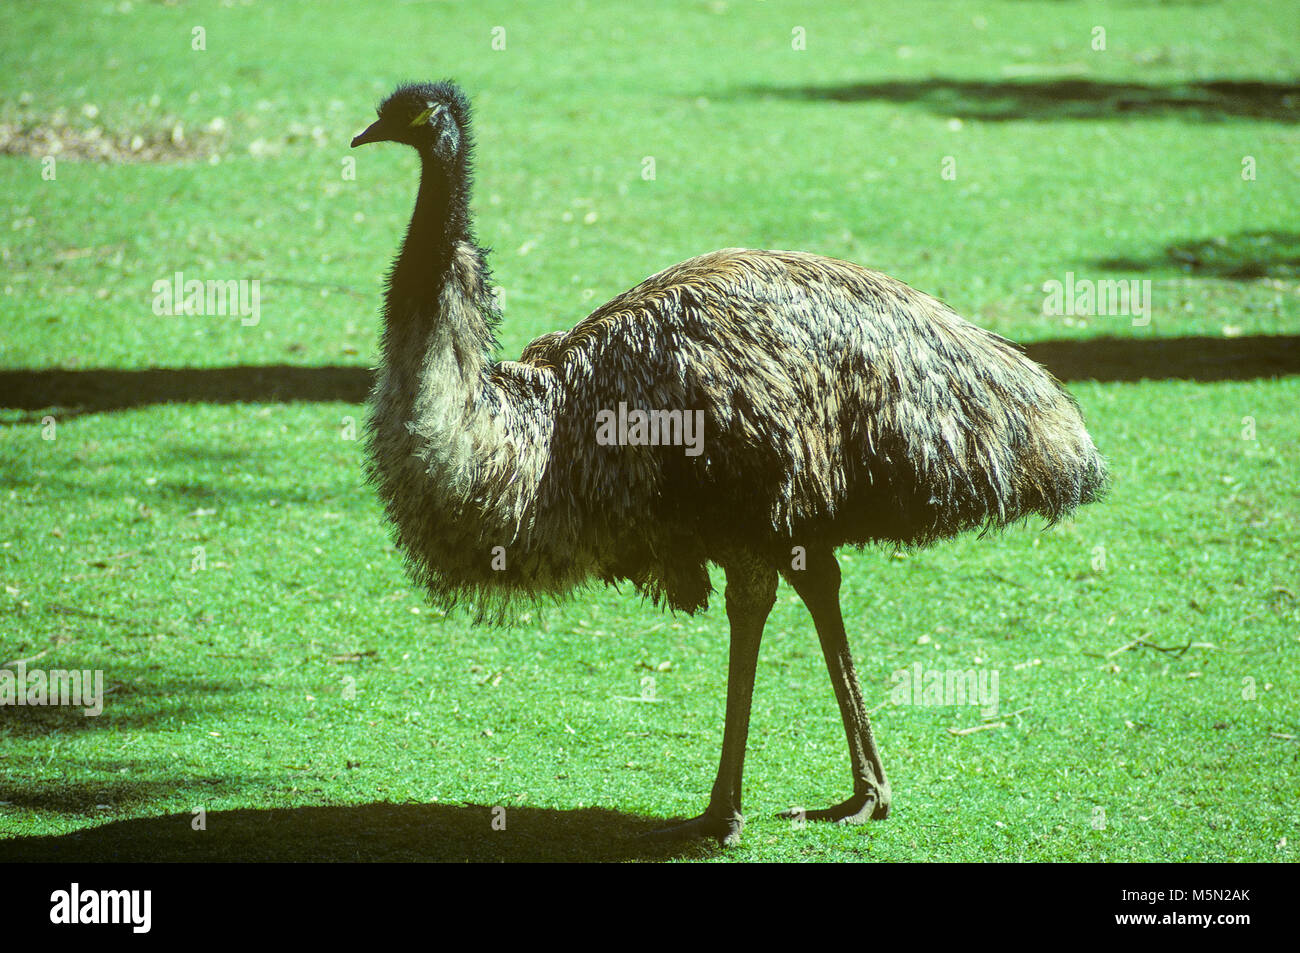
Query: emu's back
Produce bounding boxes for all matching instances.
[517,248,1107,610]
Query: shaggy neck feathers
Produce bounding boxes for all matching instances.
[370,119,530,549]
[381,142,486,363]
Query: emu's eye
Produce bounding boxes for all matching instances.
[409,105,437,128]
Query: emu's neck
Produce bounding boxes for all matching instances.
[382,150,484,371]
[372,147,509,513]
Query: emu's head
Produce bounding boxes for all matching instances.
[351,81,470,164]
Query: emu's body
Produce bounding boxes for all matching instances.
[354,82,1107,845]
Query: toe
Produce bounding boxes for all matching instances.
[648,811,743,845]
[778,791,889,825]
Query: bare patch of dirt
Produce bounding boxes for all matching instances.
[0,111,226,163]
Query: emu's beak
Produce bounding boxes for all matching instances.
[351,120,388,148]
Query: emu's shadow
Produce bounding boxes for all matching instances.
[0,802,704,862]
[741,77,1300,122]
[1095,230,1300,279]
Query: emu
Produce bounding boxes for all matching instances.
[351,81,1107,846]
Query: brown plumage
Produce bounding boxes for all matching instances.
[352,81,1107,846]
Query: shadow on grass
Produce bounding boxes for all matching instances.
[0,801,709,862]
[0,644,257,740]
[2,334,1299,421]
[1025,336,1300,382]
[0,674,250,739]
[0,770,242,817]
[1095,230,1300,279]
[739,77,1300,122]
[1,455,354,504]
[0,364,371,420]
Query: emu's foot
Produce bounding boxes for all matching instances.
[647,811,744,847]
[778,789,891,825]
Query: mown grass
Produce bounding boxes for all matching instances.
[0,0,1296,861]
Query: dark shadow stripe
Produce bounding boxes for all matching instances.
[0,802,696,862]
[1093,229,1300,280]
[736,78,1300,123]
[0,335,1297,418]
[1023,335,1300,383]
[0,364,373,416]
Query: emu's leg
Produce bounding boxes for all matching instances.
[779,546,891,824]
[652,553,776,846]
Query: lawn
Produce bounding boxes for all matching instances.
[0,0,1296,862]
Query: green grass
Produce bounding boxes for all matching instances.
[1,0,1297,861]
